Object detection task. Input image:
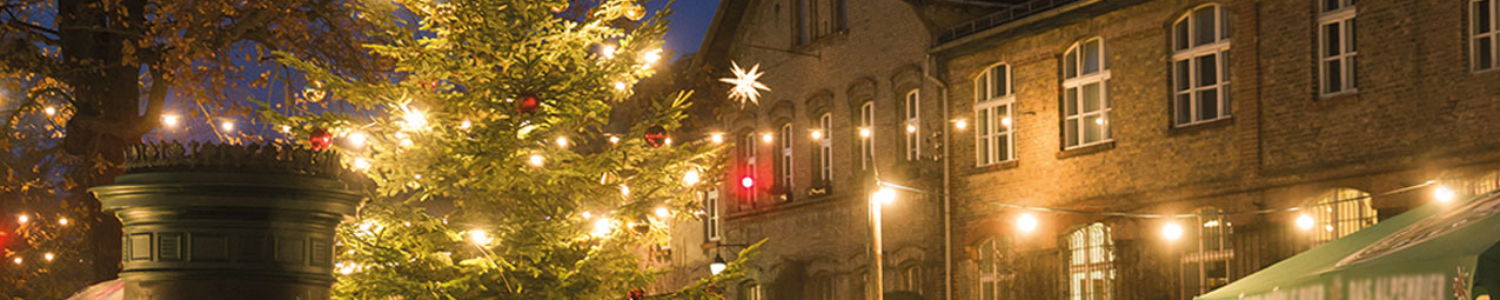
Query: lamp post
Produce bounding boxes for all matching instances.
[870,186,896,300]
[708,243,751,276]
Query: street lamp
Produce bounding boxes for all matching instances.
[710,253,728,275]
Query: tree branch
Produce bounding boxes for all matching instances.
[131,67,169,136]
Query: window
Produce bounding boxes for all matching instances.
[778,123,794,198]
[1306,188,1377,245]
[859,102,874,170]
[1066,223,1115,300]
[898,264,922,294]
[1319,0,1357,95]
[1062,38,1111,149]
[1172,5,1232,126]
[1475,0,1499,71]
[977,237,1012,300]
[818,113,833,184]
[740,281,762,300]
[905,90,921,161]
[811,273,836,300]
[975,64,1014,165]
[704,189,721,241]
[740,132,758,205]
[795,0,847,45]
[1182,208,1233,298]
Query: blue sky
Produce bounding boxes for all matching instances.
[648,0,720,60]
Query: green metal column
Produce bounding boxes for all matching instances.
[91,143,364,300]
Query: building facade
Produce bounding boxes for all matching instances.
[663,0,1500,300]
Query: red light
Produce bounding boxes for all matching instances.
[740,176,755,189]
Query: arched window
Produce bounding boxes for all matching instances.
[897,263,922,294]
[1062,38,1111,149]
[975,64,1014,165]
[775,123,794,200]
[1172,4,1232,126]
[810,272,836,300]
[739,132,759,206]
[1182,207,1233,297]
[859,101,874,170]
[1065,223,1114,300]
[817,113,833,185]
[905,89,922,161]
[977,237,1013,300]
[1306,188,1377,244]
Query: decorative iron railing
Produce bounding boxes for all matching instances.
[937,0,1086,43]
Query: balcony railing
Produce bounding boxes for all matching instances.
[937,0,1086,43]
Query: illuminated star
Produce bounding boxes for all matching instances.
[719,61,770,107]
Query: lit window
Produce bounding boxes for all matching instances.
[704,189,721,242]
[1062,38,1111,149]
[1319,0,1357,95]
[1474,0,1499,71]
[975,64,1014,165]
[777,123,794,199]
[1307,188,1377,245]
[859,102,874,170]
[818,113,833,184]
[1172,5,1232,126]
[905,90,921,161]
[977,237,1012,300]
[1182,208,1233,297]
[1066,223,1115,300]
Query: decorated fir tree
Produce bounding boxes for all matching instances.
[263,0,752,298]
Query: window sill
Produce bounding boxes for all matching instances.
[1318,89,1359,100]
[1314,90,1361,109]
[1169,117,1234,136]
[1057,141,1116,159]
[792,29,849,51]
[966,160,1019,175]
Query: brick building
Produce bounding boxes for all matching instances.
[662,0,1500,300]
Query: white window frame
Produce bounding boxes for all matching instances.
[899,264,922,294]
[741,281,762,300]
[1172,4,1232,127]
[905,90,922,161]
[1307,188,1377,245]
[1474,0,1499,72]
[1066,223,1115,300]
[1319,0,1357,96]
[779,123,794,194]
[977,238,1010,300]
[704,189,721,242]
[819,113,833,184]
[975,63,1015,166]
[741,132,758,204]
[1181,208,1234,297]
[1062,38,1112,149]
[860,102,874,170]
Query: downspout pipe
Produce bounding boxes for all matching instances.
[923,54,953,300]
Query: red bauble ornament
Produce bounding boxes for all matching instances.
[516,92,541,114]
[644,125,668,148]
[309,128,333,151]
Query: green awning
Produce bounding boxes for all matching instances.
[1195,192,1500,300]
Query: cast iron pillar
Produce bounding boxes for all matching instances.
[91,143,364,300]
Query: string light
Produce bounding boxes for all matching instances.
[529,154,545,167]
[43,253,53,262]
[609,136,620,144]
[353,157,372,170]
[399,138,415,148]
[1296,214,1315,230]
[1001,117,1012,127]
[338,262,358,275]
[591,218,613,238]
[1434,185,1456,203]
[43,106,56,116]
[581,211,593,219]
[555,136,570,148]
[467,229,492,246]
[220,120,235,131]
[664,138,673,146]
[655,207,670,218]
[10,257,19,265]
[811,130,823,140]
[58,218,68,226]
[954,119,968,130]
[459,119,472,130]
[600,44,617,59]
[619,184,631,197]
[643,49,663,64]
[873,187,897,205]
[348,132,368,147]
[614,81,627,91]
[858,128,872,138]
[280,125,291,133]
[1016,213,1039,233]
[1095,118,1106,125]
[402,108,428,131]
[162,114,180,128]
[761,133,773,143]
[683,169,701,186]
[1162,222,1183,241]
[1324,224,1334,232]
[906,124,917,133]
[17,214,28,224]
[710,133,724,144]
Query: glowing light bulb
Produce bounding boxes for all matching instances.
[683,169,701,186]
[17,214,28,224]
[1203,220,1221,227]
[43,253,53,262]
[1162,223,1183,241]
[338,262,357,275]
[614,81,627,91]
[162,114,180,127]
[1324,224,1334,232]
[402,108,427,130]
[348,131,368,147]
[609,136,620,144]
[43,106,56,116]
[811,130,823,140]
[529,154,545,167]
[872,187,896,205]
[460,120,472,130]
[740,176,754,189]
[467,229,492,246]
[1434,185,1456,203]
[859,128,871,138]
[906,124,917,133]
[581,211,593,219]
[1001,117,1012,127]
[11,257,19,265]
[399,138,414,148]
[353,157,372,170]
[654,207,670,218]
[711,133,724,143]
[761,133,773,143]
[280,125,291,133]
[1095,118,1105,125]
[591,218,613,237]
[57,218,68,226]
[1016,213,1039,233]
[620,184,630,197]
[220,121,235,131]
[643,49,663,64]
[954,119,968,130]
[600,45,617,59]
[664,138,673,146]
[555,136,570,148]
[1296,214,1315,230]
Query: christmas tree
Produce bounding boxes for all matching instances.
[263,0,752,298]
